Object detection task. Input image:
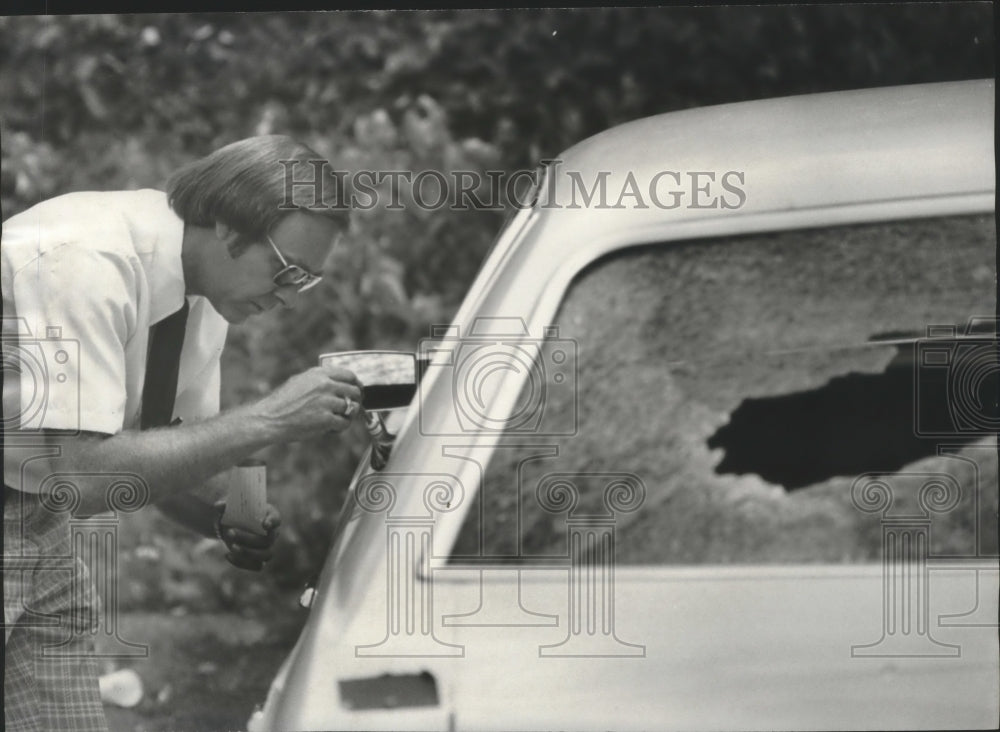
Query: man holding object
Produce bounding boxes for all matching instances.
[2,136,360,731]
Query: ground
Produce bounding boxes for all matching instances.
[99,600,305,732]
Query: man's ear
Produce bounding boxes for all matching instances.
[214,221,247,259]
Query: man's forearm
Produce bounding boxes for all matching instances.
[7,364,360,516]
[154,470,231,537]
[156,492,219,538]
[19,404,281,516]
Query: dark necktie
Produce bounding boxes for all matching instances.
[140,300,189,429]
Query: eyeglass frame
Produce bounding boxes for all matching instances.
[266,233,324,292]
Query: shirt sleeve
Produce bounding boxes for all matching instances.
[9,243,139,435]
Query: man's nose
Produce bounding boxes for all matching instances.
[273,284,302,309]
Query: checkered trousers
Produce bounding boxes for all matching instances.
[3,486,108,732]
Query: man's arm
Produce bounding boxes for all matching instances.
[155,490,283,571]
[6,365,361,517]
[156,492,222,539]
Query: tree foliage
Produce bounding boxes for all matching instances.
[0,6,993,607]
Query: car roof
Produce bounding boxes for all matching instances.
[543,79,994,218]
[454,80,995,334]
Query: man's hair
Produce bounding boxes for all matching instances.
[166,135,346,246]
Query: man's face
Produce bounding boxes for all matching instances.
[207,212,340,324]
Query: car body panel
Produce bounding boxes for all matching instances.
[250,80,997,731]
[436,565,999,731]
[260,562,999,730]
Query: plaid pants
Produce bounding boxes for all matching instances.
[3,486,108,732]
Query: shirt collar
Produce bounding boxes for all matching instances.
[123,190,188,325]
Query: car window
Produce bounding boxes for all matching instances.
[450,214,997,565]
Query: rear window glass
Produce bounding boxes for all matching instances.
[450,214,997,565]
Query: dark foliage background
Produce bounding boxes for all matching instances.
[1,5,994,612]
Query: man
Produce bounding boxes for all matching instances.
[2,135,360,731]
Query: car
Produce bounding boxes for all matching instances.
[248,80,997,731]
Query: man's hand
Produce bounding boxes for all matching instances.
[213,501,282,572]
[249,365,363,442]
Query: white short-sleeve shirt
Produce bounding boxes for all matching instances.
[2,190,229,457]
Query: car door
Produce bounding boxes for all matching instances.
[427,212,998,730]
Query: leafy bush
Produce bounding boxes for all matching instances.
[1,6,993,610]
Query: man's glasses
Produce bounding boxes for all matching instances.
[266,234,323,292]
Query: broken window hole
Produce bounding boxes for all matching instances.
[707,346,998,491]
